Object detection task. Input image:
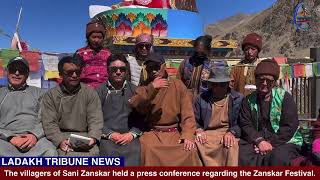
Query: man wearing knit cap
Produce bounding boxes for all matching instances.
[230,32,263,96]
[127,33,156,86]
[177,35,213,101]
[74,21,111,88]
[0,57,57,156]
[238,58,302,166]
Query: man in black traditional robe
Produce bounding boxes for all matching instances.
[239,59,302,166]
[96,54,143,166]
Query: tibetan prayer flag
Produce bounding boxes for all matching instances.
[0,49,19,68]
[313,62,320,77]
[44,71,59,80]
[281,64,292,79]
[305,63,313,78]
[293,64,305,78]
[273,57,287,64]
[20,51,41,72]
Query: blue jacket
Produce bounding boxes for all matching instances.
[194,89,244,137]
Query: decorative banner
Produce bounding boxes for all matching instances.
[281,64,292,79]
[94,8,168,37]
[305,63,313,78]
[44,71,60,80]
[273,57,287,64]
[0,49,19,68]
[293,2,312,31]
[293,64,306,78]
[42,53,60,72]
[20,51,41,72]
[26,72,42,88]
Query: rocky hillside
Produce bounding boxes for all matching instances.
[205,0,320,58]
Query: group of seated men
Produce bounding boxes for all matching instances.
[0,21,319,166]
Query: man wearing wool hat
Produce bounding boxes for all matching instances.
[74,21,111,88]
[0,57,57,156]
[230,32,263,96]
[238,58,302,166]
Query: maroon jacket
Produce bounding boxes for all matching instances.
[75,46,111,88]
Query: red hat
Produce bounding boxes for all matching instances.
[86,21,106,38]
[242,33,262,52]
[255,58,280,80]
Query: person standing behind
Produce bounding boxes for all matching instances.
[177,35,212,100]
[127,33,156,86]
[74,21,111,88]
[97,54,143,166]
[230,33,263,96]
[0,57,57,156]
[41,56,103,156]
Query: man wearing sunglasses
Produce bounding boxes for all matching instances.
[129,53,201,166]
[127,33,157,86]
[238,59,302,166]
[96,54,143,166]
[0,57,57,156]
[41,56,103,156]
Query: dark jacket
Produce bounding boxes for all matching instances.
[194,89,244,137]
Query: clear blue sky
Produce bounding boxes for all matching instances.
[0,0,276,53]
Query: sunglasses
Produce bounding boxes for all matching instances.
[8,66,28,75]
[109,66,127,73]
[256,77,275,84]
[62,69,81,77]
[138,44,151,50]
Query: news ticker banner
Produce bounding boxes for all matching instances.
[0,157,319,179]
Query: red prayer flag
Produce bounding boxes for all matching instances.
[20,51,41,72]
[293,64,305,77]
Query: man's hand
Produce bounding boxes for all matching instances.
[152,77,169,89]
[181,139,195,151]
[19,134,38,150]
[110,132,122,142]
[115,133,133,145]
[59,139,73,152]
[220,132,236,148]
[257,140,273,155]
[88,138,96,146]
[10,136,28,148]
[196,130,207,144]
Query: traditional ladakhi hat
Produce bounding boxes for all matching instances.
[86,21,106,38]
[242,33,262,52]
[254,58,280,80]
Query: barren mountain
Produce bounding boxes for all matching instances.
[205,0,320,58]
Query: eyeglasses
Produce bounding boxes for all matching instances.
[109,66,127,73]
[137,44,151,50]
[8,67,28,75]
[62,69,81,77]
[256,77,275,84]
